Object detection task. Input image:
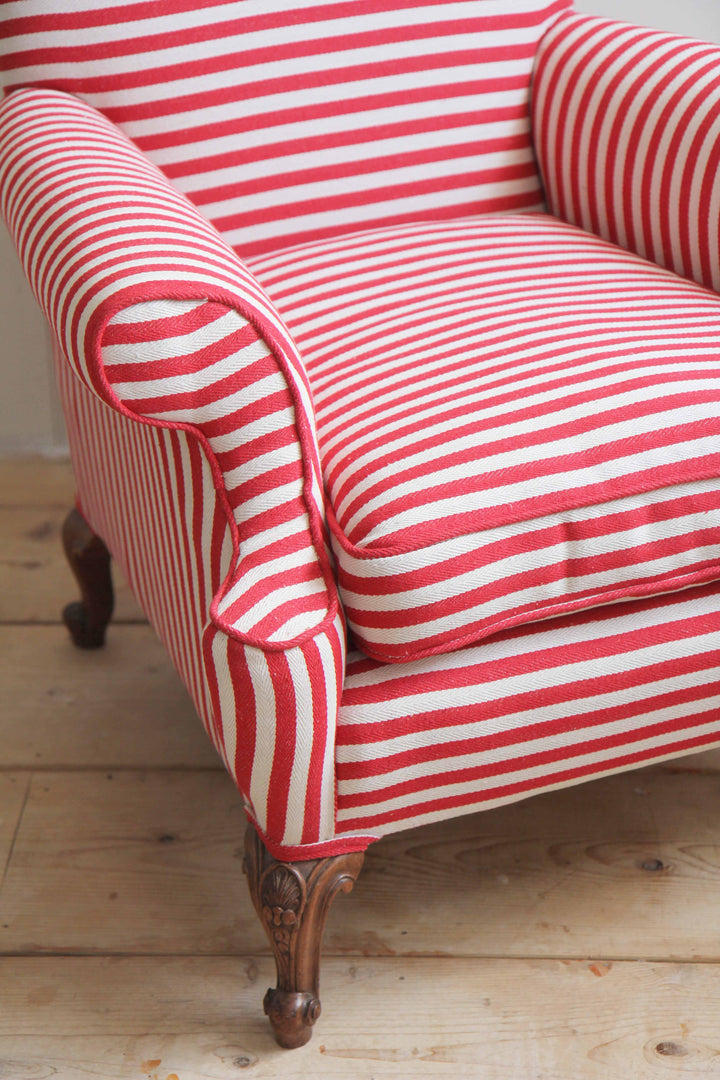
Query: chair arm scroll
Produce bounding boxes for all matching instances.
[0,87,345,853]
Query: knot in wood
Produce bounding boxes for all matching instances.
[655,1041,688,1057]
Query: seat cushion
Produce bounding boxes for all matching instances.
[247,213,720,662]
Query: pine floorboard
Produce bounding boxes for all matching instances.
[1,957,719,1079]
[0,626,219,770]
[4,460,720,1078]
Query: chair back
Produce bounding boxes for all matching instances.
[1,0,573,255]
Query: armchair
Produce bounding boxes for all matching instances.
[3,0,720,1048]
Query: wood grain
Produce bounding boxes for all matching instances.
[0,770,262,956]
[0,956,718,1078]
[0,507,144,623]
[0,626,220,769]
[4,769,720,962]
[335,768,720,962]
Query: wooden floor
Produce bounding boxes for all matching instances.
[4,460,720,1079]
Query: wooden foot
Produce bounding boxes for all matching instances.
[61,507,114,648]
[243,824,364,1049]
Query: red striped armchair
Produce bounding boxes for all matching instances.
[3,0,720,1048]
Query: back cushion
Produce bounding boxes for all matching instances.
[0,0,572,256]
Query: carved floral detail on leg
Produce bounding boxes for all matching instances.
[244,824,364,1049]
[260,865,306,954]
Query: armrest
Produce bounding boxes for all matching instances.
[0,88,345,855]
[0,86,335,646]
[532,13,720,293]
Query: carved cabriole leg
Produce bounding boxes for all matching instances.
[243,823,365,1049]
[61,506,114,648]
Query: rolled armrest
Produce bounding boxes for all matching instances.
[0,88,345,853]
[0,87,336,645]
[533,13,720,293]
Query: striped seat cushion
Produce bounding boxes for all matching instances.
[0,0,571,257]
[247,212,720,663]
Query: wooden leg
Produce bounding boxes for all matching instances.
[61,506,114,649]
[243,823,364,1049]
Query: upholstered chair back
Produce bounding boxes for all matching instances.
[1,0,573,255]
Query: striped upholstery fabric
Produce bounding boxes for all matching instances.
[0,88,346,854]
[0,89,332,628]
[58,335,720,853]
[533,13,720,294]
[336,581,720,840]
[57,345,347,856]
[248,213,720,663]
[102,299,332,644]
[5,4,720,862]
[56,331,720,854]
[0,0,572,257]
[54,349,235,768]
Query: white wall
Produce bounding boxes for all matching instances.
[575,0,720,40]
[1,1,719,456]
[0,227,66,457]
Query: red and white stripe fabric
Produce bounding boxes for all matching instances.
[101,299,331,644]
[335,581,720,839]
[53,337,720,853]
[57,350,347,856]
[55,350,234,766]
[533,13,720,294]
[6,6,720,861]
[0,89,331,637]
[0,0,572,257]
[248,213,720,663]
[58,332,720,853]
[0,87,345,855]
